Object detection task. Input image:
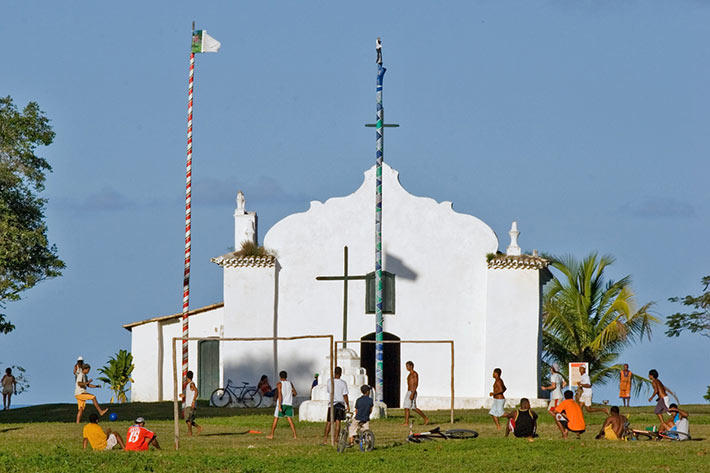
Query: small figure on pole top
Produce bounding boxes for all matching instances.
[376,37,382,65]
[236,190,246,214]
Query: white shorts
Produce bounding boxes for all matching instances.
[489,398,505,417]
[403,391,417,409]
[580,392,592,407]
[105,433,118,450]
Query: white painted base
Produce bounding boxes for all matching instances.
[298,400,388,422]
[416,397,549,410]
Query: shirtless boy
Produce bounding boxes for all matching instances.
[594,406,628,440]
[489,368,506,430]
[648,369,674,427]
[402,361,428,426]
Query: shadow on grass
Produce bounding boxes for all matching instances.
[0,427,22,434]
[0,401,272,424]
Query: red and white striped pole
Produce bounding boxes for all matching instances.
[182,47,195,385]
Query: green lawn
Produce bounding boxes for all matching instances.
[1,402,708,472]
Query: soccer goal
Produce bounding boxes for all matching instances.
[171,334,336,450]
[334,339,455,424]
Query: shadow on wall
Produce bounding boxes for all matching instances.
[223,355,318,396]
[384,253,418,281]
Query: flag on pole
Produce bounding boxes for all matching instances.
[191,30,221,53]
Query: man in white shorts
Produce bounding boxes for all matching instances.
[576,365,607,414]
[82,413,124,450]
[403,361,429,425]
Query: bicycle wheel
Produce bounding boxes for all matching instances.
[242,388,262,408]
[337,425,349,453]
[359,430,375,452]
[444,429,479,439]
[210,388,231,408]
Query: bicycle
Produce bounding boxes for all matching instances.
[630,428,691,441]
[337,412,375,453]
[407,425,478,443]
[210,379,262,408]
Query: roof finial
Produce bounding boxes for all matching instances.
[507,221,521,256]
[236,190,246,214]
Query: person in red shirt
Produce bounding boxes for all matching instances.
[125,417,161,451]
[553,390,586,439]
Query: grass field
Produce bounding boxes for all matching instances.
[1,402,709,472]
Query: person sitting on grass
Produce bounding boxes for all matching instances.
[267,370,298,439]
[75,364,107,423]
[125,417,161,451]
[553,390,586,439]
[594,406,628,440]
[83,413,125,450]
[503,398,538,441]
[348,385,374,447]
[661,403,690,440]
[258,375,276,398]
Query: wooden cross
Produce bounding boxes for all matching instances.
[315,246,368,348]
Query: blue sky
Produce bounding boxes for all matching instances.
[2,1,709,405]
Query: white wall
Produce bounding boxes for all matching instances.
[260,164,499,404]
[130,321,161,402]
[485,268,541,399]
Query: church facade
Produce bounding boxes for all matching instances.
[125,164,550,408]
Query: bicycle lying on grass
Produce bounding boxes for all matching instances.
[407,426,479,443]
[337,412,375,453]
[630,429,691,441]
[210,379,262,408]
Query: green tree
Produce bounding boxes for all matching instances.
[666,275,710,338]
[542,253,658,394]
[97,350,134,403]
[0,96,64,333]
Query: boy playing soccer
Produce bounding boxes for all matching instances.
[349,385,374,446]
[75,364,107,423]
[267,370,297,439]
[180,370,202,436]
[489,368,506,430]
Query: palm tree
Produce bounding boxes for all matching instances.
[97,350,134,403]
[542,253,657,395]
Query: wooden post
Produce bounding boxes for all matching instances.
[450,341,455,424]
[172,337,179,450]
[329,335,335,446]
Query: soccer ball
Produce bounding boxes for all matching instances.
[109,413,118,421]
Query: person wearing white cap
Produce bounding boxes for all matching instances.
[73,356,84,378]
[542,363,567,413]
[125,417,161,451]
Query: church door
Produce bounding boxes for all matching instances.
[360,332,400,408]
[198,340,219,400]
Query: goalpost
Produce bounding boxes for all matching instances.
[171,334,335,450]
[334,339,455,424]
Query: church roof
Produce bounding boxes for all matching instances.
[487,253,549,270]
[210,253,277,268]
[122,302,224,331]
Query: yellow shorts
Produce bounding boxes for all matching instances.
[75,393,95,408]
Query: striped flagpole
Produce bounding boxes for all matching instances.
[374,59,386,405]
[182,49,195,385]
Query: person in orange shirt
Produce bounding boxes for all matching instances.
[619,364,632,407]
[553,390,586,439]
[125,417,161,451]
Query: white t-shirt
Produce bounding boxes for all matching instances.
[184,382,197,407]
[75,372,87,396]
[579,373,592,395]
[550,373,564,399]
[280,380,293,406]
[327,378,349,405]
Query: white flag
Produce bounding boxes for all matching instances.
[191,30,221,53]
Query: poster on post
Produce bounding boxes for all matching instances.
[568,362,589,387]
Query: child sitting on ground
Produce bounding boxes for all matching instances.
[594,406,628,440]
[503,398,538,441]
[349,385,374,446]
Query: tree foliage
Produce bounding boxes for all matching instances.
[542,253,658,395]
[0,96,64,333]
[666,275,710,338]
[97,350,134,403]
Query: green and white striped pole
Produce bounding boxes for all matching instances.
[374,47,386,406]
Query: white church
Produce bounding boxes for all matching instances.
[124,163,551,412]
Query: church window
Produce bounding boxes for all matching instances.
[365,271,395,314]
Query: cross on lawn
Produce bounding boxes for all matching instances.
[315,246,368,348]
